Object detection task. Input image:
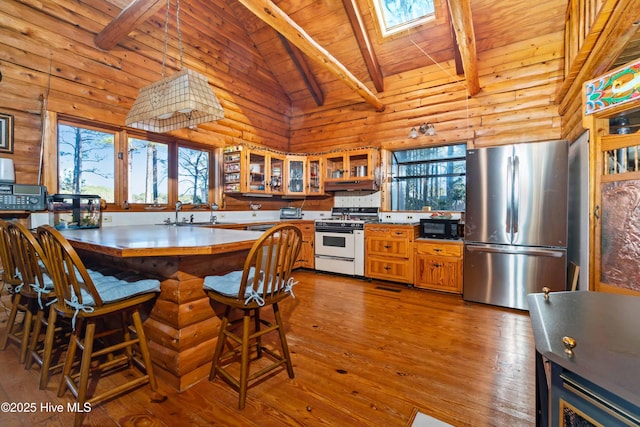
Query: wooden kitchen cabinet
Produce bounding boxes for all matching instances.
[306,155,324,195]
[583,59,640,296]
[290,221,314,269]
[324,148,378,182]
[414,239,463,293]
[365,224,417,284]
[285,155,306,196]
[222,146,244,193]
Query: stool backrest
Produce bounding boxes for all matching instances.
[36,224,104,311]
[0,219,20,286]
[240,224,302,304]
[7,221,52,293]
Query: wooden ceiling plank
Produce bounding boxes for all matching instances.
[447,0,480,95]
[236,0,385,112]
[95,0,166,50]
[341,0,384,92]
[278,34,325,106]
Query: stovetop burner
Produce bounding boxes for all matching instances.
[327,206,379,222]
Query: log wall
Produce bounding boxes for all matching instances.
[0,0,584,193]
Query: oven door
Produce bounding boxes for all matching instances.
[314,230,355,259]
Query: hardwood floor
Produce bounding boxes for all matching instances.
[0,270,536,426]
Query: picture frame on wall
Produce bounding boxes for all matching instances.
[0,113,14,153]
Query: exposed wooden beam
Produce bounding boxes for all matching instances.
[95,0,166,50]
[447,0,480,95]
[448,13,465,76]
[278,34,325,106]
[237,0,385,112]
[341,0,384,92]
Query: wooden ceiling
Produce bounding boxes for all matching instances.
[95,0,571,114]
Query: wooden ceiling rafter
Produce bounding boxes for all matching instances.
[277,34,325,106]
[236,0,385,112]
[95,0,166,50]
[447,0,480,95]
[341,0,384,92]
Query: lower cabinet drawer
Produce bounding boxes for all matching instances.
[366,257,412,284]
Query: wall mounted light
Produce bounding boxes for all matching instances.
[407,122,436,138]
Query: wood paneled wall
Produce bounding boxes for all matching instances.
[1,0,583,192]
[0,0,291,187]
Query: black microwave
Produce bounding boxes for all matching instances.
[419,218,460,239]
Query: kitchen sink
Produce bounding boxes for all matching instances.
[157,221,238,226]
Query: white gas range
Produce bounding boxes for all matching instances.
[314,207,379,276]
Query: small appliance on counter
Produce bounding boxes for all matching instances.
[48,194,102,229]
[419,217,460,239]
[279,207,303,220]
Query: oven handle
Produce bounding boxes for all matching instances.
[315,255,355,262]
[314,229,355,234]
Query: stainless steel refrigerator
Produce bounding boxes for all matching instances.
[463,140,568,310]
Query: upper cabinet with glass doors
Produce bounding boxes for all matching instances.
[307,155,324,195]
[285,155,306,196]
[324,148,378,182]
[245,149,285,196]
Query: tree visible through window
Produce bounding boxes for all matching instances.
[128,138,168,204]
[58,124,115,202]
[178,147,209,205]
[391,144,466,211]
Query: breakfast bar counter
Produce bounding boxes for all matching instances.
[60,225,264,391]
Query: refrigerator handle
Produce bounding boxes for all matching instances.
[513,155,520,234]
[506,156,513,234]
[466,245,564,258]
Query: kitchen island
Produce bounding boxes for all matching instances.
[59,225,265,391]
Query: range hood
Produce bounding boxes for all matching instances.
[324,179,378,192]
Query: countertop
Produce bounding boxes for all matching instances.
[528,291,640,407]
[60,224,265,257]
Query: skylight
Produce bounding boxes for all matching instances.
[372,0,436,37]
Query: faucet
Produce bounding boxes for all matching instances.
[210,203,219,223]
[190,214,194,223]
[175,201,183,225]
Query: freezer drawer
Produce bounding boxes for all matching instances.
[463,243,566,310]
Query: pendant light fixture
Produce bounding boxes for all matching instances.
[126,0,224,133]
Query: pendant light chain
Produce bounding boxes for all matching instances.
[161,0,169,77]
[161,0,184,75]
[177,0,184,70]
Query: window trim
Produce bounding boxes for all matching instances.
[382,143,467,212]
[48,114,220,211]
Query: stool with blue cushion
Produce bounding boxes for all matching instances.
[0,219,41,364]
[204,223,302,409]
[6,221,65,389]
[36,224,160,427]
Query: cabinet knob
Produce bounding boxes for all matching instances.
[562,336,576,357]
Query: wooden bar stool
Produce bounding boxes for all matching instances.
[36,224,160,427]
[0,219,38,364]
[6,221,69,390]
[203,224,302,409]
